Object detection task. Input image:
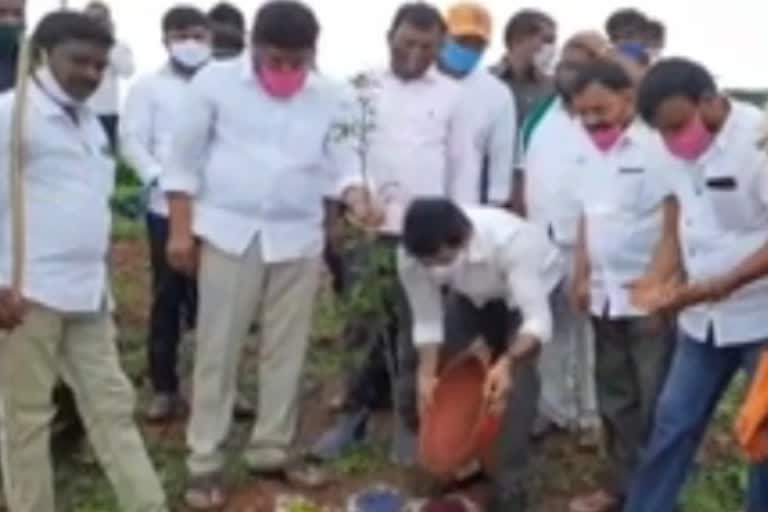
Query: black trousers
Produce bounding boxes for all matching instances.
[146,212,197,394]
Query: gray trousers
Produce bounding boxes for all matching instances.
[591,314,673,496]
[401,292,539,493]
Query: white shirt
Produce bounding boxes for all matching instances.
[121,65,192,216]
[399,206,563,347]
[352,68,476,233]
[0,84,113,312]
[523,98,588,246]
[453,69,517,204]
[573,121,672,318]
[665,101,768,346]
[88,41,135,115]
[161,56,361,262]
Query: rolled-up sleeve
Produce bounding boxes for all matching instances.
[160,74,215,196]
[500,233,555,343]
[397,249,444,346]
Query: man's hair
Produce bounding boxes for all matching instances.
[636,58,717,124]
[208,2,245,32]
[388,2,445,35]
[162,5,209,33]
[33,10,114,52]
[571,59,633,96]
[84,1,109,14]
[605,8,647,42]
[403,198,472,258]
[503,9,554,46]
[644,19,665,43]
[252,0,319,49]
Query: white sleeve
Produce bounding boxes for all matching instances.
[119,79,162,186]
[160,75,215,196]
[397,250,444,346]
[112,42,135,78]
[486,86,517,203]
[447,94,481,204]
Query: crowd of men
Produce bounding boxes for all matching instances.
[0,0,768,511]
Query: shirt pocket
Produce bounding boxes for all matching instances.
[705,176,752,230]
[613,167,646,213]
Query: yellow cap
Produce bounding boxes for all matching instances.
[445,2,492,42]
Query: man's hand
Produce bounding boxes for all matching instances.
[166,234,199,277]
[483,355,511,414]
[417,366,439,420]
[0,288,25,330]
[343,186,386,230]
[628,274,730,313]
[570,275,590,312]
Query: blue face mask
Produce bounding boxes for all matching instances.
[439,39,482,75]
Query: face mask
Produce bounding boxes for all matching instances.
[258,65,308,99]
[427,251,466,282]
[169,40,212,70]
[0,24,21,51]
[532,43,555,74]
[586,124,623,152]
[663,115,715,161]
[439,39,482,75]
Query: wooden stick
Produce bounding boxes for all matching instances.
[9,35,34,295]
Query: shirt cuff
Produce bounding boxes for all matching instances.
[412,322,444,346]
[334,172,365,199]
[160,170,199,195]
[518,317,552,344]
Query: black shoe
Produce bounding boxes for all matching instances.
[487,489,528,512]
[310,409,369,460]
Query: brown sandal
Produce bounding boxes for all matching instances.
[184,474,227,511]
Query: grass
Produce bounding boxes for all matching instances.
[49,216,753,511]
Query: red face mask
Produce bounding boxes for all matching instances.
[257,65,308,99]
[587,125,623,152]
[663,115,715,161]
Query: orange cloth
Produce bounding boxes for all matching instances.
[735,350,768,462]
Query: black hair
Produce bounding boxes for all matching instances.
[503,9,554,46]
[571,59,633,96]
[32,10,114,53]
[208,2,245,32]
[644,19,665,43]
[636,57,717,124]
[402,198,472,258]
[388,2,445,35]
[252,0,319,49]
[605,8,647,42]
[162,5,209,33]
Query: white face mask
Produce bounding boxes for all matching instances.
[428,252,466,283]
[169,39,212,70]
[532,43,556,74]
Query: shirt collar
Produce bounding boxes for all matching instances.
[29,80,79,119]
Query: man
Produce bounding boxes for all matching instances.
[121,5,212,422]
[400,198,562,511]
[161,1,380,508]
[437,1,516,205]
[623,58,768,512]
[311,1,475,466]
[521,31,611,441]
[84,1,134,150]
[0,11,167,512]
[491,8,556,212]
[564,60,676,512]
[0,0,23,91]
[605,8,648,47]
[208,2,245,59]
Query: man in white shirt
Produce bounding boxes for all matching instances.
[624,58,768,512]
[207,2,245,60]
[161,2,381,508]
[121,5,212,422]
[311,1,476,466]
[400,198,562,512]
[0,11,166,512]
[437,2,516,205]
[83,1,134,150]
[564,60,676,512]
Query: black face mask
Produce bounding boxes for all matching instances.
[554,62,584,99]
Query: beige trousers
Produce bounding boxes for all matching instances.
[187,237,320,476]
[0,306,167,512]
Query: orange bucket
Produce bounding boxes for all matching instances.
[418,351,502,479]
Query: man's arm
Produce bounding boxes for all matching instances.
[648,197,683,281]
[447,92,482,204]
[486,86,517,205]
[119,79,163,187]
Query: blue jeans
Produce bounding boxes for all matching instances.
[623,331,768,512]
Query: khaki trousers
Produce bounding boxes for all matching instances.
[0,306,167,512]
[187,237,320,476]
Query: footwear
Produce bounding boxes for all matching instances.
[184,473,227,511]
[389,418,418,467]
[568,489,621,512]
[144,393,186,422]
[246,447,330,488]
[311,409,369,460]
[233,393,255,421]
[487,489,528,512]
